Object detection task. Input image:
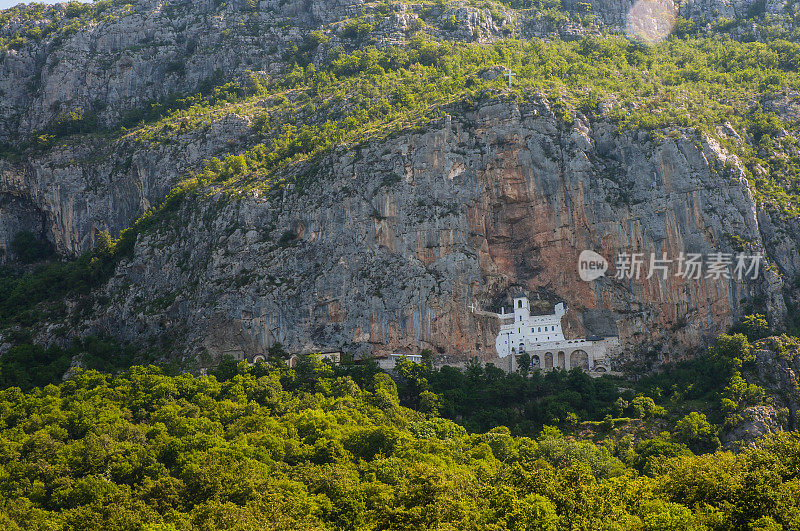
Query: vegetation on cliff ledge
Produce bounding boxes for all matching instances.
[114,35,800,217]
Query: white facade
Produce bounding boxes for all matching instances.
[485,296,617,375]
[495,298,567,357]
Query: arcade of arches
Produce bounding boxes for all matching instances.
[529,349,588,370]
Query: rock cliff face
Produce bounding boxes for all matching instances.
[72,99,798,365]
[2,0,796,263]
[0,0,361,142]
[562,0,790,30]
[0,112,253,259]
[0,0,522,259]
[724,337,800,446]
[0,0,521,145]
[1,0,783,146]
[3,0,800,367]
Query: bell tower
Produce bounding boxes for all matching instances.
[513,296,529,322]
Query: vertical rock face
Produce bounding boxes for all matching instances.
[3,1,799,371]
[0,0,512,261]
[87,100,797,365]
[0,112,253,259]
[725,338,800,447]
[2,0,792,268]
[0,0,778,150]
[0,192,46,262]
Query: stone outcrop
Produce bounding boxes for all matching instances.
[562,0,791,30]
[3,0,796,262]
[0,0,362,143]
[723,337,800,446]
[2,0,788,150]
[0,0,547,259]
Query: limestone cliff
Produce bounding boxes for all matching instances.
[723,336,800,447]
[2,0,796,261]
[3,0,800,369]
[0,0,356,141]
[0,113,253,258]
[71,100,797,366]
[1,0,787,149]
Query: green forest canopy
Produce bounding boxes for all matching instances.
[0,360,797,530]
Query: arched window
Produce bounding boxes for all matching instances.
[518,300,523,308]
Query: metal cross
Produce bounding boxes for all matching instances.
[504,67,516,88]
[469,302,477,313]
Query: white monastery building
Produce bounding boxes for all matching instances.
[486,296,619,375]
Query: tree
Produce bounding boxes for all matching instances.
[738,314,770,341]
[518,352,532,376]
[211,354,239,382]
[614,397,629,417]
[94,230,113,256]
[420,349,434,369]
[226,154,248,175]
[631,433,692,474]
[630,396,666,420]
[674,412,720,453]
[371,372,399,409]
[419,390,442,416]
[10,231,53,263]
[506,494,559,531]
[711,333,754,364]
